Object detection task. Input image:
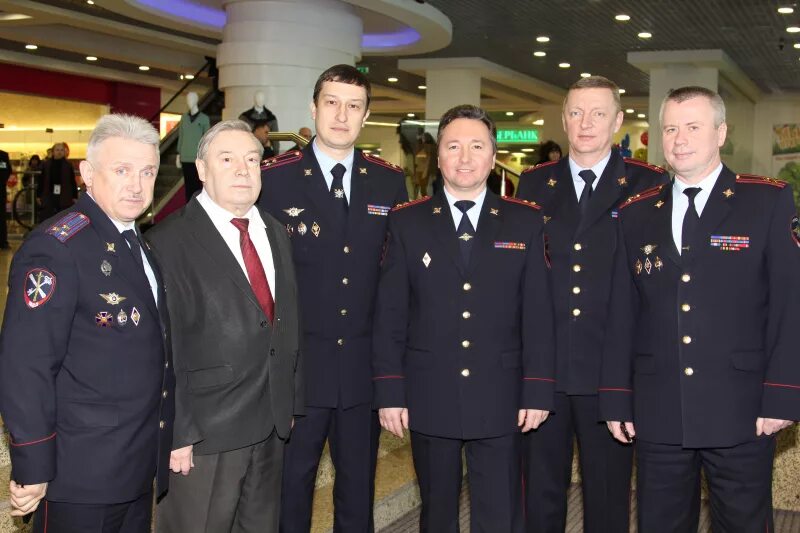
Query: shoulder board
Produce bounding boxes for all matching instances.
[501,196,542,210]
[619,184,665,210]
[46,211,90,242]
[391,196,432,212]
[624,158,666,174]
[362,152,403,173]
[261,150,303,171]
[735,174,787,188]
[521,160,558,175]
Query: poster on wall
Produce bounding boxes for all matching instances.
[772,124,800,205]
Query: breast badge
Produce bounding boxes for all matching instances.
[99,293,127,305]
[283,207,305,217]
[422,252,431,268]
[641,244,658,255]
[100,260,112,277]
[117,309,128,326]
[130,307,141,326]
[297,222,307,236]
[95,311,114,327]
[311,222,321,237]
[24,268,56,309]
[634,259,643,275]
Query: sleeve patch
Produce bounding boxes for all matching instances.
[792,215,800,248]
[24,268,56,309]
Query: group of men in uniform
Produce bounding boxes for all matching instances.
[0,62,798,533]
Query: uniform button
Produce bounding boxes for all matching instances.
[461,340,471,348]
[165,361,169,369]
[572,286,581,294]
[342,277,349,285]
[572,308,581,317]
[681,274,691,283]
[337,338,344,346]
[682,335,692,344]
[462,311,471,319]
[574,243,582,251]
[162,390,168,399]
[461,369,470,377]
[343,246,350,254]
[270,348,276,356]
[573,264,581,272]
[340,309,347,316]
[159,420,165,429]
[463,282,472,291]
[681,303,691,312]
[684,367,694,376]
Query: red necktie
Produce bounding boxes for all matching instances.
[231,218,274,323]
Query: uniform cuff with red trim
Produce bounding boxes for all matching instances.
[522,377,555,411]
[9,432,56,485]
[598,388,633,422]
[761,382,800,422]
[372,375,405,409]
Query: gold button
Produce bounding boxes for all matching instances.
[461,340,470,348]
[684,367,694,376]
[682,335,692,344]
[340,309,347,316]
[574,243,582,251]
[681,304,691,312]
[343,246,350,254]
[162,390,168,399]
[463,282,472,291]
[461,369,470,377]
[462,311,471,319]
[572,308,581,317]
[159,421,165,429]
[572,286,581,294]
[681,274,691,283]
[573,264,581,272]
[342,277,349,285]
[337,338,344,346]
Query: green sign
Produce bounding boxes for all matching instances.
[496,129,539,144]
[356,65,369,74]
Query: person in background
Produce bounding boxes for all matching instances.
[286,127,314,153]
[413,132,437,199]
[38,142,77,220]
[252,118,277,160]
[536,140,562,165]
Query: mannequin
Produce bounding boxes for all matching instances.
[239,90,279,152]
[176,91,210,201]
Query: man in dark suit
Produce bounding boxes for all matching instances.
[373,104,556,533]
[260,64,407,533]
[0,148,11,248]
[149,120,302,533]
[0,114,174,532]
[517,76,668,533]
[601,86,800,532]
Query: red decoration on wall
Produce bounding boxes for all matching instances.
[640,131,649,146]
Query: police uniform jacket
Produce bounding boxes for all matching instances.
[0,194,174,503]
[599,166,800,448]
[372,190,556,440]
[517,150,668,395]
[260,144,407,409]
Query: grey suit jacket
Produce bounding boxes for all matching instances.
[146,197,303,454]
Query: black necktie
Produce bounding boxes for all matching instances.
[122,229,145,273]
[331,163,348,211]
[454,200,476,265]
[681,187,702,256]
[577,169,597,217]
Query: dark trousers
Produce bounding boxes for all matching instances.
[0,179,7,246]
[411,431,523,533]
[523,393,633,533]
[637,437,776,533]
[33,490,152,533]
[156,432,284,533]
[280,403,379,533]
[182,162,202,202]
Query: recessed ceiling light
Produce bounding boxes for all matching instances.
[497,150,510,154]
[184,74,194,80]
[87,0,95,4]
[522,148,534,152]
[138,65,150,71]
[788,26,800,33]
[533,51,546,57]
[618,88,626,94]
[533,119,544,126]
[615,14,631,21]
[626,108,635,113]
[795,43,800,49]
[580,72,591,78]
[638,32,653,39]
[558,62,571,68]
[407,113,416,117]
[506,111,515,116]
[637,113,646,118]
[387,77,398,83]
[86,56,97,61]
[536,36,550,43]
[778,7,794,14]
[25,44,37,50]
[417,85,427,90]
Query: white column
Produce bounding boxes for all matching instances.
[424,68,481,125]
[217,0,363,136]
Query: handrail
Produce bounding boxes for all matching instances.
[494,160,522,197]
[265,132,309,147]
[148,60,211,124]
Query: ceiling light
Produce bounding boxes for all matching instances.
[85,56,97,61]
[558,62,571,68]
[506,111,515,116]
[407,113,416,117]
[637,113,646,118]
[625,108,635,113]
[638,32,652,39]
[787,26,800,33]
[795,43,800,49]
[533,51,546,57]
[25,44,38,50]
[778,7,794,14]
[522,148,534,152]
[87,0,95,4]
[615,14,631,21]
[536,36,550,43]
[138,65,150,71]
[184,74,194,80]
[533,119,544,126]
[497,150,510,154]
[580,72,591,78]
[417,85,427,90]
[387,77,399,82]
[618,88,626,94]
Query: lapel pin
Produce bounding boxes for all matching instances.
[284,207,305,217]
[422,252,431,268]
[618,177,628,186]
[723,188,734,198]
[304,168,312,176]
[106,242,116,253]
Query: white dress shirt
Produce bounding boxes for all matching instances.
[312,139,355,203]
[568,151,612,201]
[443,186,487,231]
[197,190,276,298]
[671,163,723,253]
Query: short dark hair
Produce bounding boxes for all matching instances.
[312,64,371,109]
[251,118,270,132]
[436,105,497,153]
[659,86,726,128]
[565,75,621,113]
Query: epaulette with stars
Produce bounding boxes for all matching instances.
[735,174,787,188]
[623,158,666,174]
[261,150,303,171]
[521,160,558,175]
[363,152,403,173]
[46,211,90,242]
[501,196,542,210]
[391,196,432,212]
[619,184,665,210]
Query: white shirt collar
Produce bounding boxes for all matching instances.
[312,138,354,176]
[196,189,264,230]
[568,150,612,187]
[442,186,488,230]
